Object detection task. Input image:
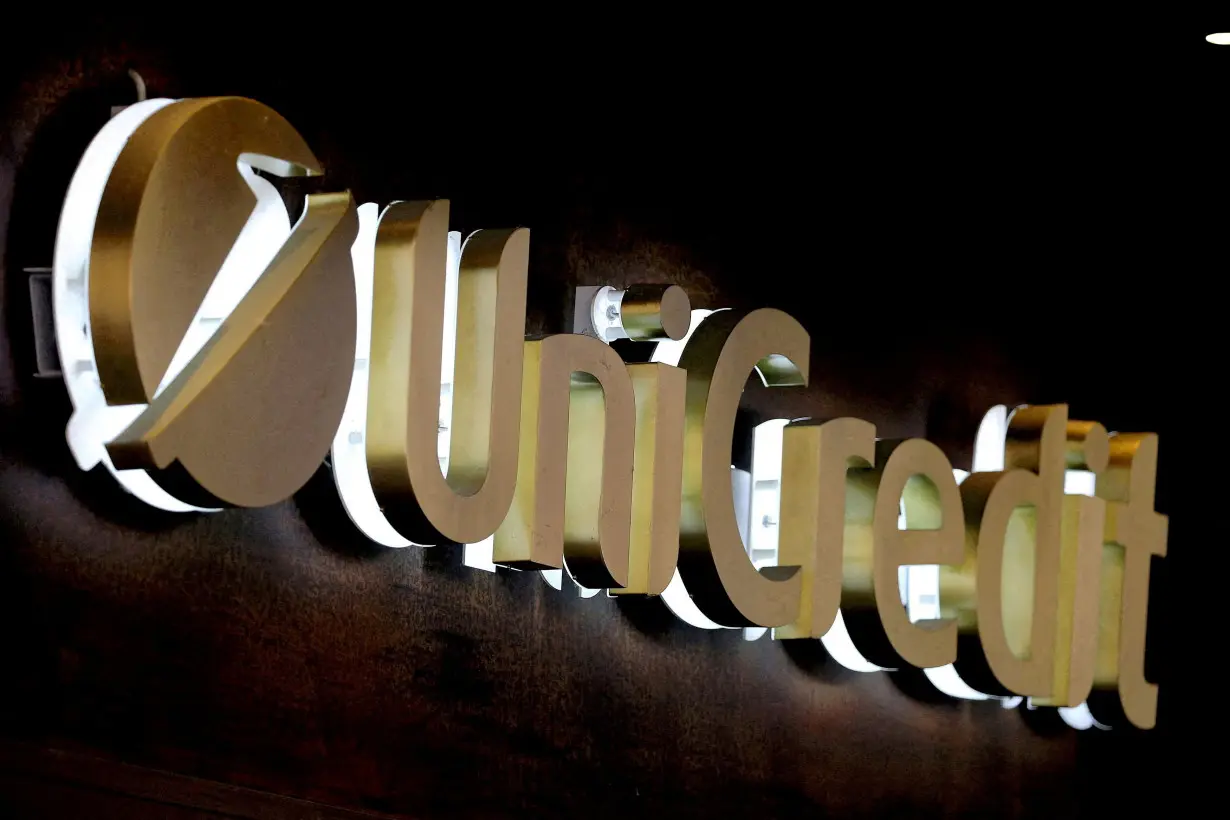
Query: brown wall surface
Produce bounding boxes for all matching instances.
[0,11,1220,817]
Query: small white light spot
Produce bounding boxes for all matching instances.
[1206,33,1230,45]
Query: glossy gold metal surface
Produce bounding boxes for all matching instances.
[108,191,358,508]
[774,418,875,640]
[91,97,322,404]
[95,97,357,507]
[619,284,692,341]
[612,363,687,595]
[365,200,529,544]
[949,405,1067,696]
[493,334,635,587]
[1034,493,1105,706]
[947,406,1122,701]
[1029,420,1108,707]
[676,309,808,627]
[1065,420,1110,470]
[859,439,965,668]
[1095,433,1167,728]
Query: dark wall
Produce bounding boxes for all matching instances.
[1,11,1223,817]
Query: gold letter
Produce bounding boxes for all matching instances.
[1037,493,1106,707]
[99,98,358,507]
[494,334,635,588]
[953,405,1067,696]
[613,363,687,595]
[843,439,965,668]
[365,201,529,544]
[1093,433,1167,728]
[774,418,875,640]
[676,309,808,627]
[1036,420,1109,707]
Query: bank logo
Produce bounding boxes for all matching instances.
[51,97,1165,730]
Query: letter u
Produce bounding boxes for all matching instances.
[364,199,529,544]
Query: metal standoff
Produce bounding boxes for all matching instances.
[580,284,692,343]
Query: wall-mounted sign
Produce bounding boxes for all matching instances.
[49,97,1165,730]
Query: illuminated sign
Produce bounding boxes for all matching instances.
[50,97,1165,730]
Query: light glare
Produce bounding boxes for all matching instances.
[52,98,210,513]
